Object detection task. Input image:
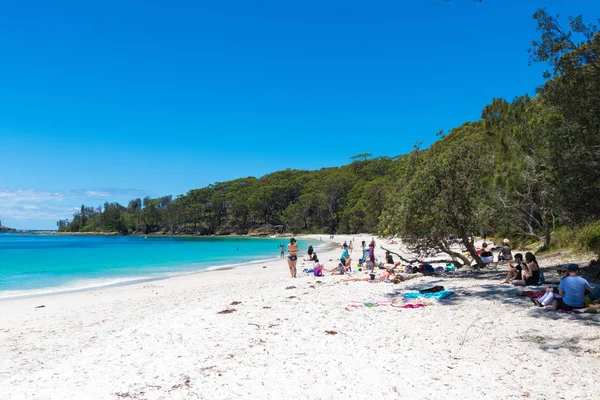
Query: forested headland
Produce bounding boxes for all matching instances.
[57,9,600,266]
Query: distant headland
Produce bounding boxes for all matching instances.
[0,222,16,233]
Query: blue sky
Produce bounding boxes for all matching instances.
[1,0,599,229]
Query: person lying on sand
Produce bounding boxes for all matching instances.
[342,268,395,282]
[377,261,401,270]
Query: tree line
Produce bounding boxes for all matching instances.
[58,9,600,267]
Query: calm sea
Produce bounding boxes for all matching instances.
[0,234,313,299]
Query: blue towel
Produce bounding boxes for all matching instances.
[403,290,455,300]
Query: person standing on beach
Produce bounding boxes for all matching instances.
[279,244,285,258]
[287,238,299,278]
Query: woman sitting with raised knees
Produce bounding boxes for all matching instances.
[511,252,540,286]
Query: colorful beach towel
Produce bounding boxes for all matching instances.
[392,303,425,309]
[403,290,455,300]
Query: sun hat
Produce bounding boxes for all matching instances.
[503,238,509,244]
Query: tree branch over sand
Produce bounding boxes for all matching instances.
[380,246,455,266]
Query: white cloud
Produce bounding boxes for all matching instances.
[0,187,146,224]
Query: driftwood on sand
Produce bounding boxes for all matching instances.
[391,272,423,284]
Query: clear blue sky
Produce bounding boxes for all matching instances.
[1,0,599,229]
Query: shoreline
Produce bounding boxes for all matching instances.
[0,235,334,302]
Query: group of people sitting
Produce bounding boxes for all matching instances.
[500,252,541,286]
[531,264,598,313]
[289,237,599,314]
[478,239,514,265]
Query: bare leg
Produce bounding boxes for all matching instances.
[501,268,517,283]
[287,258,294,278]
[543,299,558,311]
[291,260,297,278]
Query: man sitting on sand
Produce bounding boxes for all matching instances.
[500,253,526,284]
[543,264,594,312]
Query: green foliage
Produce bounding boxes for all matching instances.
[578,222,600,255]
[57,8,600,254]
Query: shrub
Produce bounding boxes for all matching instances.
[577,221,600,255]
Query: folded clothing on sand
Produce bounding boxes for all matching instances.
[403,290,454,300]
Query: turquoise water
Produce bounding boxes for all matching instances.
[0,234,312,298]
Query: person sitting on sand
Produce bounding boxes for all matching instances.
[497,239,513,262]
[534,266,568,306]
[304,243,314,261]
[501,253,525,283]
[511,252,540,286]
[287,238,299,278]
[575,299,600,313]
[340,244,351,267]
[343,268,395,282]
[543,264,594,312]
[480,242,494,265]
[313,258,324,277]
[326,262,346,275]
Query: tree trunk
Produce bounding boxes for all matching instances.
[462,237,484,269]
[541,211,551,250]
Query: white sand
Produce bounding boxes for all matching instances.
[1,235,599,399]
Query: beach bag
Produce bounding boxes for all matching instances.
[423,264,434,273]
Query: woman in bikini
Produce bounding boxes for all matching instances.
[287,238,299,278]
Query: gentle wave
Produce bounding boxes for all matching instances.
[0,256,282,300]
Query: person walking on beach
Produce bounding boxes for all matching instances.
[287,238,299,278]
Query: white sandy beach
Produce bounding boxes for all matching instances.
[1,235,599,400]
